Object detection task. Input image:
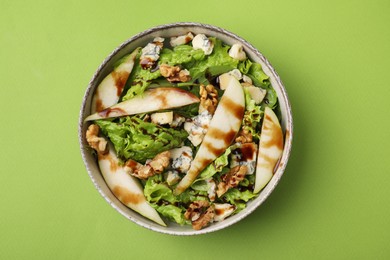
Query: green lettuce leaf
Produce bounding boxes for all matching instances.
[189,38,239,84]
[239,175,256,187]
[222,188,257,213]
[173,103,199,118]
[247,63,270,88]
[261,87,278,110]
[238,59,252,74]
[144,175,176,203]
[242,88,263,140]
[95,116,188,163]
[223,188,257,203]
[143,176,189,225]
[176,189,209,206]
[121,66,161,101]
[159,45,205,65]
[190,180,210,192]
[247,63,278,109]
[244,87,256,112]
[170,85,201,118]
[121,80,151,101]
[122,44,205,100]
[120,49,162,101]
[195,146,233,182]
[153,204,189,225]
[144,175,208,225]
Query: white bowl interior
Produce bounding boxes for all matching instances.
[79,22,293,235]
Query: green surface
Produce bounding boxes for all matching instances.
[1,0,389,259]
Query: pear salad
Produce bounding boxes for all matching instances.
[84,33,284,230]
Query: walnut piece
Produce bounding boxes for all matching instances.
[192,205,215,230]
[135,165,154,179]
[216,165,248,197]
[86,124,108,155]
[125,151,171,179]
[148,151,171,173]
[199,84,218,114]
[184,200,209,221]
[124,159,142,174]
[184,201,215,230]
[235,129,253,143]
[159,64,191,82]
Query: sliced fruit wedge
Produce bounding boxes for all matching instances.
[254,107,284,193]
[174,76,245,195]
[91,48,140,113]
[85,87,199,121]
[98,142,166,226]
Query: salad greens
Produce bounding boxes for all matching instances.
[121,55,162,101]
[96,116,188,163]
[122,38,241,100]
[160,44,206,65]
[243,88,263,141]
[188,38,239,83]
[88,32,282,229]
[247,63,278,109]
[195,146,233,182]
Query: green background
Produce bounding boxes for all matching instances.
[1,0,389,259]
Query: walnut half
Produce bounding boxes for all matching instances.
[216,165,248,197]
[159,64,191,82]
[199,84,218,114]
[184,201,215,230]
[235,129,253,144]
[125,151,171,179]
[148,151,171,173]
[86,124,108,155]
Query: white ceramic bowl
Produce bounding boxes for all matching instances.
[79,22,293,235]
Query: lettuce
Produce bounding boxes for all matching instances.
[159,45,205,65]
[190,180,210,192]
[239,175,255,187]
[122,38,241,98]
[144,175,176,203]
[247,63,278,109]
[242,88,263,140]
[173,103,199,118]
[223,189,257,203]
[170,85,200,118]
[176,189,209,204]
[153,204,189,225]
[189,38,239,84]
[121,65,161,101]
[143,176,189,225]
[244,87,257,112]
[261,87,278,110]
[95,116,188,163]
[247,63,270,88]
[195,146,233,182]
[121,80,151,101]
[222,188,257,213]
[238,59,252,74]
[144,175,206,225]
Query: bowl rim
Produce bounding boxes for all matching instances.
[78,22,293,235]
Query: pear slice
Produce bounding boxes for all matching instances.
[174,76,245,195]
[254,107,284,193]
[85,87,199,121]
[98,142,166,226]
[91,48,140,113]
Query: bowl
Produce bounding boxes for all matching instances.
[78,22,293,235]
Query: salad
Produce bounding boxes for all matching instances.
[84,32,284,230]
